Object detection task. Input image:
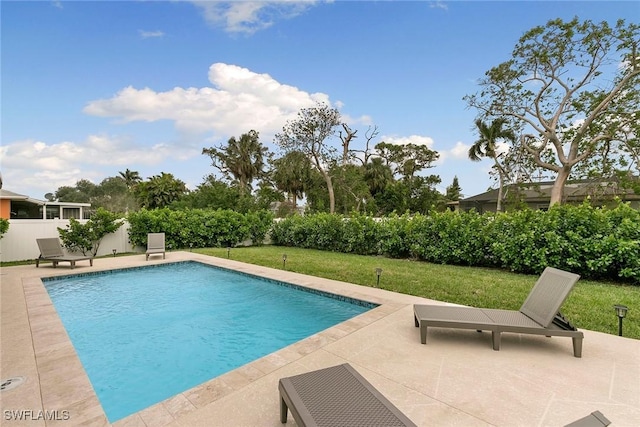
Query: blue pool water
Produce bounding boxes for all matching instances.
[44,261,373,422]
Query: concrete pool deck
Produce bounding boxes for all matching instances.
[1,252,639,427]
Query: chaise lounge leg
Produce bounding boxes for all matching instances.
[420,325,428,344]
[414,315,419,327]
[492,331,501,351]
[572,336,583,358]
[280,396,288,423]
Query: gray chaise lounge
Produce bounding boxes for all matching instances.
[414,266,584,357]
[565,410,611,427]
[279,363,417,427]
[146,233,166,261]
[35,238,94,269]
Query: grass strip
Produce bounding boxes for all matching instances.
[195,246,639,339]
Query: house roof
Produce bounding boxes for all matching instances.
[461,180,640,203]
[0,189,45,204]
[0,189,91,207]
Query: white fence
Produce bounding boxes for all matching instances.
[0,220,136,263]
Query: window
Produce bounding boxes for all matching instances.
[10,201,43,219]
[62,208,81,219]
[46,206,61,219]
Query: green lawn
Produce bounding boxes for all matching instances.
[195,246,640,340]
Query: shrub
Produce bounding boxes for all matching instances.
[245,210,275,245]
[488,202,640,282]
[378,213,412,258]
[408,210,493,266]
[128,203,640,284]
[0,218,9,238]
[126,208,269,249]
[341,213,382,255]
[58,208,124,256]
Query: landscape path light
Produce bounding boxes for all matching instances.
[613,304,628,337]
[227,247,231,259]
[375,268,383,287]
[112,249,117,257]
[282,254,287,270]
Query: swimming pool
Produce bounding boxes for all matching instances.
[44,261,375,422]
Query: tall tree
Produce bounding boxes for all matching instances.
[118,168,142,190]
[55,179,97,203]
[465,18,640,206]
[364,157,393,198]
[202,130,269,196]
[134,172,187,209]
[445,176,462,202]
[468,118,516,212]
[330,163,372,214]
[375,142,439,181]
[275,103,342,213]
[271,150,312,208]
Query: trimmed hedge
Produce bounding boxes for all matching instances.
[127,208,273,250]
[270,203,640,283]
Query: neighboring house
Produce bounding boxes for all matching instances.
[0,189,91,220]
[459,180,640,213]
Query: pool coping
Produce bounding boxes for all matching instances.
[18,252,416,427]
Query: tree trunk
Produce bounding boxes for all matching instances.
[494,162,507,212]
[550,167,571,207]
[326,174,335,213]
[496,180,504,213]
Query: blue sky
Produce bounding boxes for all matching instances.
[2,1,637,201]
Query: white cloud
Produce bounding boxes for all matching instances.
[429,2,448,11]
[84,62,331,138]
[494,140,510,156]
[139,30,164,39]
[189,1,320,35]
[382,135,435,148]
[1,135,197,197]
[448,141,470,159]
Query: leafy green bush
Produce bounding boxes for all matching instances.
[127,208,272,249]
[341,213,381,255]
[302,213,344,251]
[245,210,275,246]
[58,208,124,256]
[378,213,412,258]
[407,210,493,266]
[0,218,9,238]
[268,203,639,284]
[488,202,640,281]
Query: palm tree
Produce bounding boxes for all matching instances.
[272,151,311,208]
[364,157,393,197]
[118,169,142,190]
[202,130,268,196]
[135,172,187,209]
[468,118,516,212]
